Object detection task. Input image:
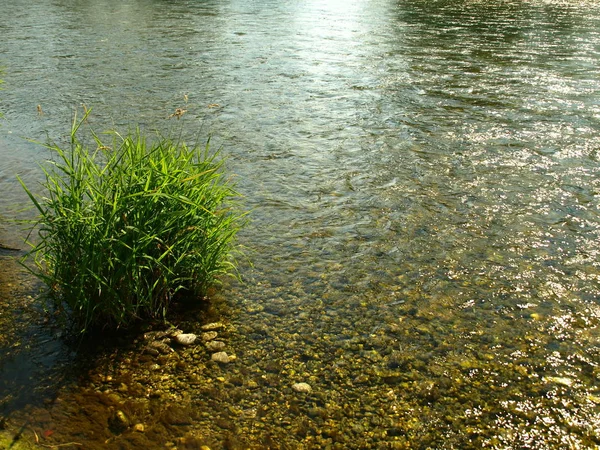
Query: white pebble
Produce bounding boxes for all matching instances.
[211,352,231,364]
[174,333,197,346]
[292,382,312,393]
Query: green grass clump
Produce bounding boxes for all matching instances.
[19,113,244,334]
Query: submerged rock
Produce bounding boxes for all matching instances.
[201,322,226,331]
[201,331,218,342]
[174,333,197,346]
[205,340,226,352]
[109,410,129,434]
[543,376,573,386]
[149,340,173,354]
[292,382,312,393]
[211,352,231,364]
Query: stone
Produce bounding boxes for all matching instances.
[145,347,160,356]
[143,330,168,341]
[205,340,226,352]
[544,376,573,386]
[149,340,173,354]
[109,410,129,434]
[201,331,218,342]
[174,333,197,346]
[211,352,231,364]
[133,423,145,432]
[201,322,226,331]
[292,382,312,393]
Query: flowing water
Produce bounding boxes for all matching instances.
[1,0,600,448]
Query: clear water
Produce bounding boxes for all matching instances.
[1,0,600,448]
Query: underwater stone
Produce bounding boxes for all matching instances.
[205,340,226,352]
[211,352,231,364]
[544,376,573,386]
[150,340,173,354]
[109,410,129,434]
[292,382,312,393]
[175,333,197,346]
[201,331,218,342]
[201,322,226,331]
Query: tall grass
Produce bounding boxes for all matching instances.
[19,112,244,334]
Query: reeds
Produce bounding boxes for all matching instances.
[19,112,244,334]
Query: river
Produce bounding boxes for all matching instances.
[1,0,600,448]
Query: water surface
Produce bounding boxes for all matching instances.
[1,0,600,448]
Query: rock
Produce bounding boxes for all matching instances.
[133,423,145,432]
[201,322,226,331]
[174,333,197,346]
[544,376,573,386]
[201,331,218,342]
[211,352,231,364]
[143,330,168,341]
[145,347,160,356]
[292,382,312,393]
[149,340,173,354]
[109,410,129,434]
[205,340,226,352]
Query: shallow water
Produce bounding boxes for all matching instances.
[1,0,600,448]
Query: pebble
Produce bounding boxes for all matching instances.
[544,376,573,386]
[112,410,129,429]
[145,347,160,356]
[174,333,197,346]
[211,352,231,364]
[133,423,145,432]
[201,331,218,342]
[143,330,168,341]
[150,340,173,354]
[201,322,226,331]
[292,382,312,393]
[205,340,226,352]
